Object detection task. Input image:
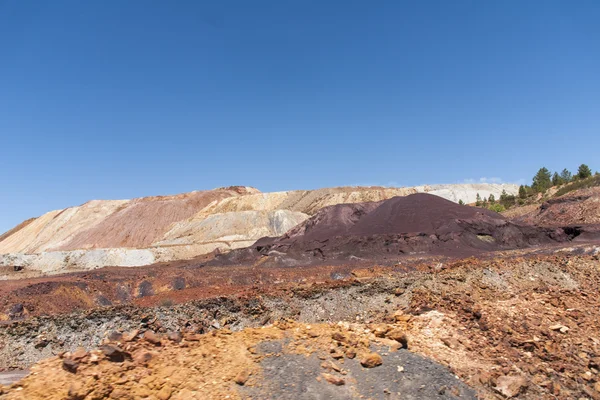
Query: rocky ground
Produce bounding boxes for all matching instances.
[1,248,600,399]
[1,185,599,399]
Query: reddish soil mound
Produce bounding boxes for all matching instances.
[216,194,590,265]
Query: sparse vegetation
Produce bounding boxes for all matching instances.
[554,175,600,197]
[474,163,596,212]
[488,203,505,213]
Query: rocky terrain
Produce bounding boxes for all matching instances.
[516,187,600,226]
[3,181,600,399]
[215,193,599,267]
[0,184,517,276]
[1,250,600,399]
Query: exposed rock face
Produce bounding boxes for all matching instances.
[0,184,517,275]
[516,187,600,227]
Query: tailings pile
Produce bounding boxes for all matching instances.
[216,193,586,266]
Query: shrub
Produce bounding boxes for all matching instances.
[488,203,505,212]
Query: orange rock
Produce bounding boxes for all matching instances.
[234,370,251,385]
[360,353,383,368]
[322,373,345,386]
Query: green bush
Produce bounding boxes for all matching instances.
[488,203,506,213]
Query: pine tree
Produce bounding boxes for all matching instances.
[560,168,572,183]
[532,167,552,192]
[552,172,563,186]
[475,193,482,207]
[518,185,527,199]
[482,197,488,207]
[488,194,496,204]
[500,189,508,201]
[458,199,465,205]
[577,164,592,179]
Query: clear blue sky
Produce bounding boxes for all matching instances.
[1,1,599,233]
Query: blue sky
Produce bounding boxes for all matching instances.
[0,1,599,233]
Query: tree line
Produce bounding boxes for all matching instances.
[520,164,593,197]
[468,163,595,212]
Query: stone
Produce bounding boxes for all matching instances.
[144,330,162,345]
[62,358,79,373]
[71,347,88,361]
[100,344,129,362]
[345,349,356,359]
[107,331,123,342]
[386,329,408,348]
[331,350,344,359]
[167,332,182,343]
[234,370,250,385]
[360,353,383,368]
[372,324,390,338]
[331,332,346,342]
[322,373,345,386]
[122,330,139,342]
[495,375,528,398]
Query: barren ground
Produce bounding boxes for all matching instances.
[1,244,600,399]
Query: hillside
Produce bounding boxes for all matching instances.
[0,183,517,276]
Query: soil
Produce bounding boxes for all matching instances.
[0,320,475,400]
[215,194,598,266]
[1,249,600,399]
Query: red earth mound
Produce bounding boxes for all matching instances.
[215,194,593,266]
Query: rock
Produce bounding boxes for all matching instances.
[234,370,250,385]
[372,324,390,338]
[331,332,347,342]
[345,349,356,359]
[322,373,345,386]
[549,324,569,333]
[167,332,182,343]
[594,381,600,393]
[34,339,49,349]
[360,353,383,368]
[143,330,162,345]
[107,331,123,342]
[331,350,344,359]
[122,329,139,342]
[62,358,79,373]
[100,344,129,362]
[495,375,528,398]
[386,329,408,348]
[70,347,88,361]
[393,310,412,323]
[321,361,341,372]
